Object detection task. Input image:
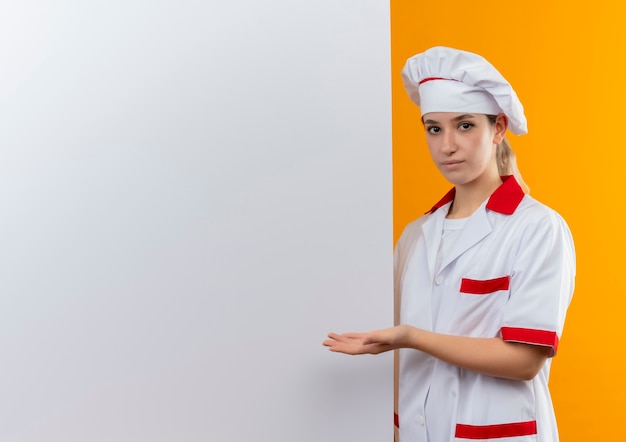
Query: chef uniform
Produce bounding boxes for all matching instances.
[393,47,576,442]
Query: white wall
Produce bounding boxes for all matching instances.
[0,1,392,440]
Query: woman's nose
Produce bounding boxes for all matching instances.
[441,131,456,154]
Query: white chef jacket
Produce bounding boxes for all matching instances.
[393,176,575,442]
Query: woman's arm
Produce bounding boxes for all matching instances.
[323,325,551,381]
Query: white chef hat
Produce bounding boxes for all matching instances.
[401,46,528,135]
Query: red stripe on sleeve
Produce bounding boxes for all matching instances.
[501,327,559,353]
[460,276,510,294]
[455,420,537,439]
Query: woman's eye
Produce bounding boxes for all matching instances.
[459,122,473,130]
[427,126,440,134]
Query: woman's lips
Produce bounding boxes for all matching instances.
[442,160,464,168]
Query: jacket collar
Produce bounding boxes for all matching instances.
[427,175,525,215]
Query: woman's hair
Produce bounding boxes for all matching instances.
[487,115,530,194]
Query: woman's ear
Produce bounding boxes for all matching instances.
[493,114,508,144]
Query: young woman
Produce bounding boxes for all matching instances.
[323,47,575,442]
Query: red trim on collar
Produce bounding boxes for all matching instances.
[427,176,525,215]
[486,175,525,214]
[427,187,456,214]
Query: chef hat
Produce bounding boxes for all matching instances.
[401,46,528,135]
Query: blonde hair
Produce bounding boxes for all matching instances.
[488,115,530,194]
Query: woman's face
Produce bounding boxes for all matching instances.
[422,112,506,187]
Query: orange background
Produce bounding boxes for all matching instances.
[391,1,626,440]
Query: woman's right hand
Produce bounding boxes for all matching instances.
[322,325,417,355]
